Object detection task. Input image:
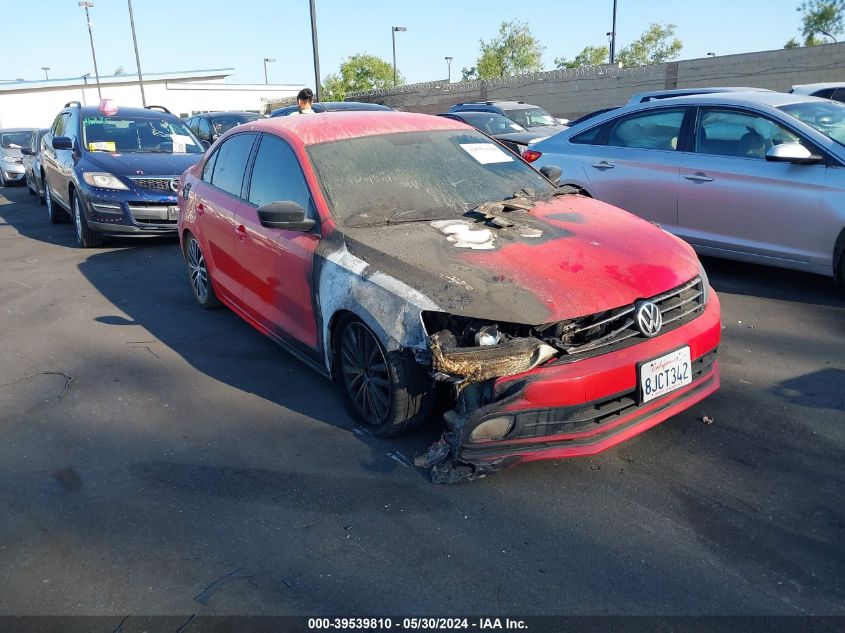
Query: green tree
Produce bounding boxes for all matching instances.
[320,53,402,100]
[113,66,125,76]
[474,21,545,79]
[554,45,610,69]
[460,66,478,81]
[798,0,845,42]
[617,23,683,68]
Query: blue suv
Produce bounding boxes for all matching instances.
[41,101,205,247]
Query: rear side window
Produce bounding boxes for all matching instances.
[209,133,256,197]
[607,109,685,150]
[570,125,605,145]
[812,88,836,99]
[247,134,313,214]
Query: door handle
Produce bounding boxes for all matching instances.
[591,160,615,169]
[236,224,247,240]
[683,173,714,182]
[196,203,205,215]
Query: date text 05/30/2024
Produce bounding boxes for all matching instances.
[307,618,528,630]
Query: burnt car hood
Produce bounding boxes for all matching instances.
[84,151,202,177]
[339,196,701,325]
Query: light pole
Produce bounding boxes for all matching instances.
[445,56,453,83]
[309,0,321,101]
[127,0,147,107]
[42,66,50,80]
[263,57,276,84]
[609,0,618,64]
[392,26,406,87]
[78,1,102,100]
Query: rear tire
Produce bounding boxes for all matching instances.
[45,182,66,223]
[72,191,103,248]
[334,316,434,437]
[185,233,221,309]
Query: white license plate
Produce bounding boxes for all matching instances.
[639,346,692,403]
[168,206,179,220]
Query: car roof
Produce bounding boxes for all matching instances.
[454,101,535,110]
[791,82,845,92]
[271,101,393,116]
[196,111,260,118]
[628,86,770,102]
[649,90,832,108]
[69,105,179,117]
[242,111,469,146]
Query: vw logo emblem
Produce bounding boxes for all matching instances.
[635,301,663,337]
[169,178,179,192]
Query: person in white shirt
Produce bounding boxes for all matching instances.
[289,88,315,116]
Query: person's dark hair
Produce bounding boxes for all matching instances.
[297,88,314,103]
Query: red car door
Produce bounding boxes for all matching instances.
[193,133,258,306]
[233,133,321,349]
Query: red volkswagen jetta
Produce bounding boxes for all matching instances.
[177,112,721,482]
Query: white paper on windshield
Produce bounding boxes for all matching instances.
[459,143,514,164]
[170,134,195,154]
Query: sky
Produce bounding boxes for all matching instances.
[4,0,806,87]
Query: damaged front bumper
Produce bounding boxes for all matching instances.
[418,292,722,483]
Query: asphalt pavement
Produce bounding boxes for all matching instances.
[1,184,843,616]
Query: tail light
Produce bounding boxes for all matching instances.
[522,149,542,163]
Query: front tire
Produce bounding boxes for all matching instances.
[72,191,103,248]
[335,316,434,437]
[185,233,221,309]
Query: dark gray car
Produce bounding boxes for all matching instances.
[21,128,49,203]
[529,91,845,281]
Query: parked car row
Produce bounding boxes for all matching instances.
[9,85,842,480]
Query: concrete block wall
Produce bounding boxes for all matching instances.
[339,42,845,120]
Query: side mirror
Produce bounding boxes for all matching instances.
[20,148,33,155]
[52,136,73,150]
[539,165,562,186]
[765,142,823,165]
[257,201,316,232]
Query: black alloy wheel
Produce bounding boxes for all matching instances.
[186,234,220,309]
[339,321,393,427]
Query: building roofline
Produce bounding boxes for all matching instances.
[0,68,236,92]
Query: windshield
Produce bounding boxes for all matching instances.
[307,129,554,227]
[82,115,203,154]
[1,131,34,149]
[504,108,558,129]
[456,113,527,134]
[778,100,845,146]
[211,113,260,135]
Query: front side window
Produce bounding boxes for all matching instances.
[197,118,213,141]
[307,129,555,227]
[209,133,256,197]
[697,109,801,159]
[607,109,685,150]
[51,113,67,137]
[248,135,313,214]
[778,100,845,146]
[81,115,203,154]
